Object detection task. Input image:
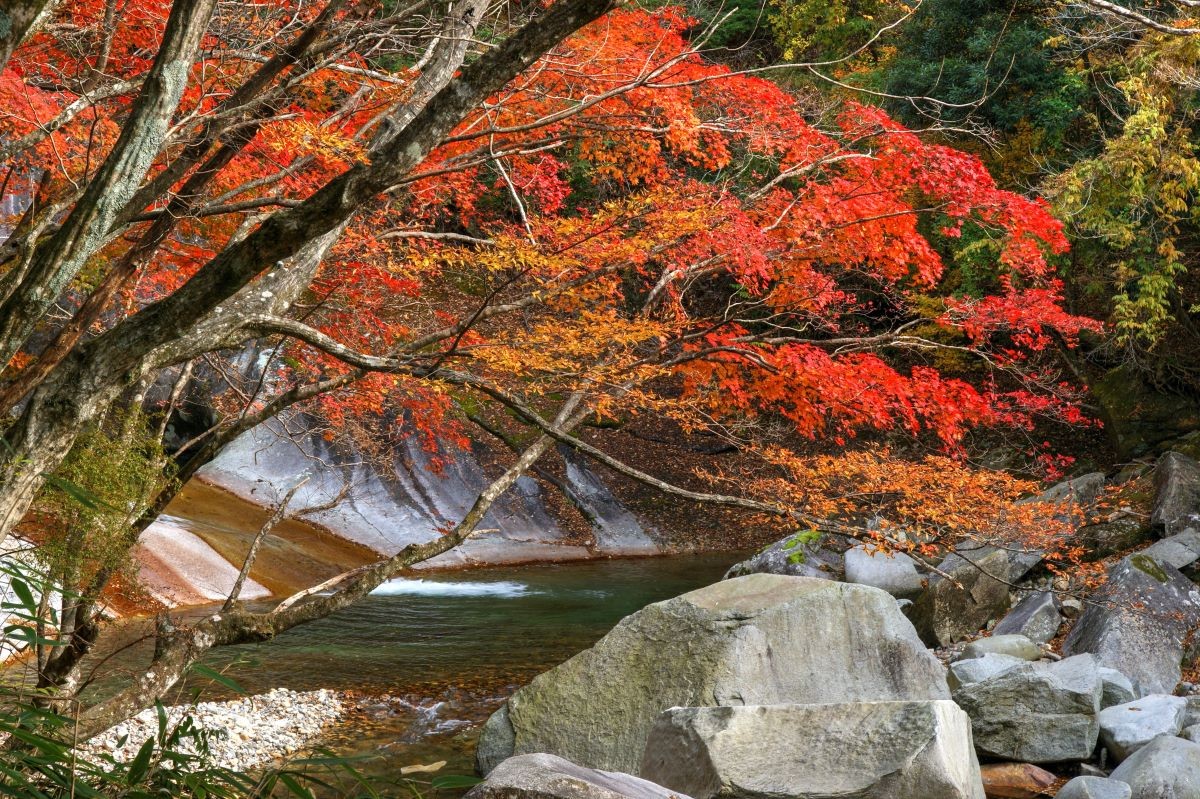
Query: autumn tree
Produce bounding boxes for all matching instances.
[0,0,1100,736]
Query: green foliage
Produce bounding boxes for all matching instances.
[783,529,821,564]
[34,412,172,592]
[880,0,1096,175]
[770,0,900,63]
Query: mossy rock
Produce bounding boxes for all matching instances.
[1093,367,1200,459]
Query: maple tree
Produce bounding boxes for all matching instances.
[0,0,1101,735]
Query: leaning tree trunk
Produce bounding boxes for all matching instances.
[0,0,618,548]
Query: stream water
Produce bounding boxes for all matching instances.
[87,553,741,792]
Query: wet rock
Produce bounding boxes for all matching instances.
[948,654,1028,692]
[1063,554,1200,696]
[952,654,1102,763]
[1108,735,1200,799]
[640,702,984,799]
[464,753,690,799]
[1098,695,1187,762]
[958,635,1043,663]
[1140,530,1200,570]
[477,574,949,775]
[1151,452,1200,537]
[843,545,924,600]
[978,762,1057,798]
[1099,668,1137,710]
[993,592,1063,644]
[910,548,1012,647]
[1056,776,1131,799]
[723,536,841,581]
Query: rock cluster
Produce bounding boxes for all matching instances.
[469,450,1200,799]
[84,687,344,772]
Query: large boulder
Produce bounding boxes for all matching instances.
[477,575,949,775]
[723,536,841,581]
[1108,735,1200,799]
[843,545,924,600]
[992,591,1063,644]
[464,753,691,799]
[1098,695,1187,762]
[1151,452,1200,537]
[1063,554,1200,696]
[1099,668,1137,710]
[947,654,1027,692]
[951,654,1102,763]
[909,548,1012,647]
[639,702,984,799]
[1140,530,1200,570]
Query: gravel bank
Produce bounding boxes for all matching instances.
[85,688,345,772]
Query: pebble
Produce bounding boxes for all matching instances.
[82,687,345,772]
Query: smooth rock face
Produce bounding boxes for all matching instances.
[464,753,692,799]
[639,702,985,799]
[952,654,1102,763]
[723,537,841,581]
[1098,695,1187,762]
[958,634,1042,662]
[1140,530,1200,570]
[1063,554,1200,696]
[1108,735,1200,799]
[909,548,1012,647]
[947,654,1027,692]
[993,591,1064,644]
[1152,452,1200,537]
[844,545,924,600]
[978,762,1057,798]
[1056,776,1132,799]
[1099,668,1137,710]
[477,575,950,775]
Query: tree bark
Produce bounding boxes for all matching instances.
[0,0,616,547]
[0,0,57,73]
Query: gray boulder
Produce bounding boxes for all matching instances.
[843,545,924,600]
[1099,695,1187,762]
[1181,724,1200,743]
[993,591,1063,644]
[1036,471,1107,511]
[1100,668,1137,710]
[947,653,1027,692]
[723,536,841,581]
[1140,530,1200,570]
[952,653,1102,763]
[639,702,984,799]
[1185,696,1200,728]
[957,634,1042,662]
[1063,554,1200,696]
[909,548,1012,647]
[477,575,949,775]
[1152,452,1200,537]
[1109,735,1200,799]
[464,754,691,799]
[1057,776,1132,799]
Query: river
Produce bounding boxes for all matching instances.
[85,553,741,792]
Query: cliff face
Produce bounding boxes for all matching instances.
[134,418,662,605]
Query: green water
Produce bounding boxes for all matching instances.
[91,554,740,792]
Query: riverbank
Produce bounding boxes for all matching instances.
[83,688,345,772]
